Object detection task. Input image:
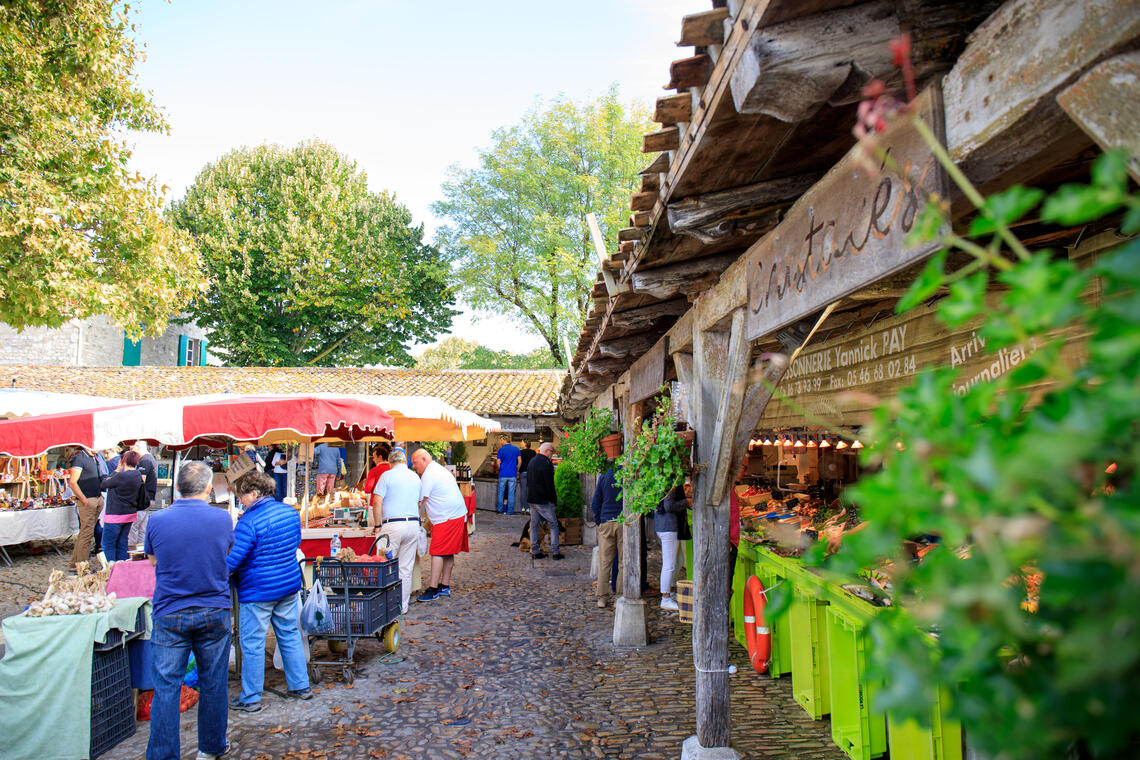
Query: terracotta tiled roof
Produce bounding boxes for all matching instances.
[0,366,562,417]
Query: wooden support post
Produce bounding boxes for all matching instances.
[690,315,738,751]
[613,395,648,647]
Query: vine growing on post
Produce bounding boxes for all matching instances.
[802,36,1140,760]
[616,393,687,520]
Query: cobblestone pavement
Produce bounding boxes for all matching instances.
[37,513,845,759]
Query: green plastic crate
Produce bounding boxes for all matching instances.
[731,547,756,648]
[887,687,963,760]
[753,562,792,678]
[826,606,887,760]
[789,584,831,719]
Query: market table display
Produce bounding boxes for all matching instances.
[0,596,149,760]
[0,504,78,565]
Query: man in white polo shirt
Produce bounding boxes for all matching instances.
[372,448,422,613]
[411,448,469,602]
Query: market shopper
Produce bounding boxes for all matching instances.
[495,434,521,515]
[227,470,311,711]
[526,442,562,561]
[128,441,159,548]
[592,458,624,607]
[372,448,421,613]
[655,484,690,611]
[145,461,233,760]
[100,450,146,562]
[411,447,469,602]
[313,442,340,506]
[363,443,392,498]
[67,446,104,569]
[270,445,288,501]
[244,444,266,472]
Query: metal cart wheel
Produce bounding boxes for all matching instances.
[308,663,322,684]
[342,667,355,685]
[379,621,400,653]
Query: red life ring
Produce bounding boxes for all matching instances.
[743,575,771,674]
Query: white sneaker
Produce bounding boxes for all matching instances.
[661,597,679,611]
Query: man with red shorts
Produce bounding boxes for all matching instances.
[411,448,469,602]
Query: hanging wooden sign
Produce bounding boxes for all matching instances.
[758,294,1091,429]
[629,338,668,403]
[745,86,950,342]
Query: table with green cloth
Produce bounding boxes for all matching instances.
[0,597,150,760]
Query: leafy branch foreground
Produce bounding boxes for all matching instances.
[805,141,1140,759]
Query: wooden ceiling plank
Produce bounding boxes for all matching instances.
[630,253,739,301]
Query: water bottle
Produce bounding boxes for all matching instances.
[330,534,341,556]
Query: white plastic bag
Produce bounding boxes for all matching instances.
[417,525,429,556]
[301,579,334,634]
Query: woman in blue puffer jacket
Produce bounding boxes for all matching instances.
[227,470,311,711]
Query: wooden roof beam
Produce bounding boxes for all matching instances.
[640,153,670,175]
[666,172,821,236]
[729,0,899,122]
[654,93,693,126]
[1057,51,1140,183]
[643,127,680,153]
[666,54,714,91]
[610,298,690,330]
[945,0,1140,190]
[678,7,731,47]
[630,253,739,301]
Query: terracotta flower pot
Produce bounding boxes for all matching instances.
[600,433,623,459]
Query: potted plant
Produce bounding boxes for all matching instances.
[554,461,585,545]
[616,393,687,519]
[559,408,614,476]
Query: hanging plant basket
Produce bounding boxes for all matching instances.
[600,433,623,459]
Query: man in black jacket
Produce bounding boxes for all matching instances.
[525,442,562,560]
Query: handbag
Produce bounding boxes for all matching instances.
[134,474,151,511]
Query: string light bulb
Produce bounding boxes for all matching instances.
[807,438,817,448]
[762,437,772,446]
[835,440,848,449]
[783,437,794,447]
[794,438,805,448]
[851,440,864,449]
[819,438,831,448]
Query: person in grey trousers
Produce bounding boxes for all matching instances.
[525,442,563,560]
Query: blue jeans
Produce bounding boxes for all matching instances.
[101,521,131,561]
[148,606,230,760]
[497,477,517,515]
[273,471,288,501]
[238,593,308,703]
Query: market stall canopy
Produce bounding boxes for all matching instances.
[350,395,501,442]
[0,393,396,457]
[0,389,127,419]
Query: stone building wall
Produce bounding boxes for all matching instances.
[0,316,215,367]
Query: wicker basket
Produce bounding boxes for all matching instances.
[676,580,694,624]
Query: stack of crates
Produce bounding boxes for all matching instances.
[790,584,832,719]
[91,632,139,758]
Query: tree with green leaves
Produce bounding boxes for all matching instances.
[0,0,204,337]
[432,89,650,364]
[170,141,455,366]
[415,337,564,370]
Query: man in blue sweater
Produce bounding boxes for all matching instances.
[591,458,624,608]
[227,470,311,712]
[145,461,233,760]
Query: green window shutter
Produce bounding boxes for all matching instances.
[199,340,209,366]
[122,337,142,366]
[178,335,188,366]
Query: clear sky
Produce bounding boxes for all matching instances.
[126,0,707,355]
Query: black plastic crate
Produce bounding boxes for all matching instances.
[385,584,402,620]
[315,558,398,590]
[94,605,147,652]
[326,587,389,636]
[90,643,135,758]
